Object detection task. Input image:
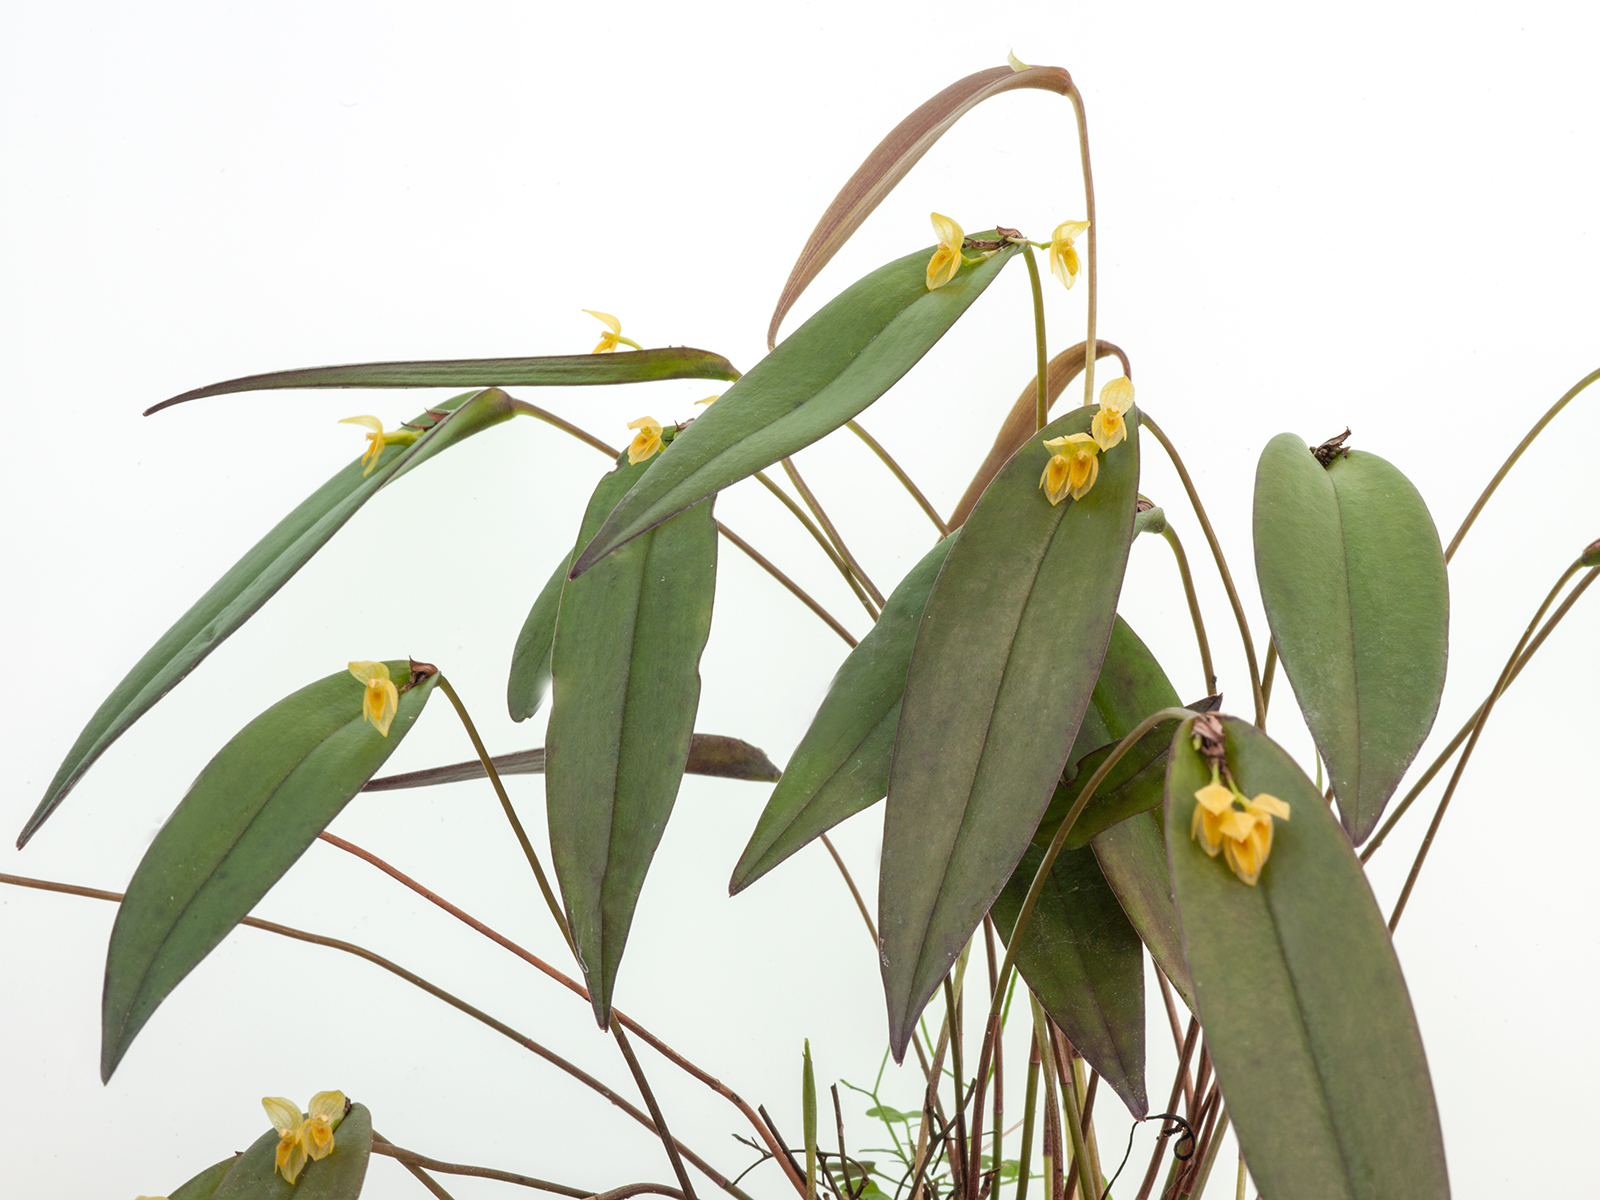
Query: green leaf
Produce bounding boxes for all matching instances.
[570,242,1017,576]
[23,388,516,848]
[1165,716,1448,1200]
[211,1102,373,1199]
[1253,435,1448,842]
[146,348,741,413]
[729,535,955,893]
[169,1156,239,1200]
[1090,809,1194,1011]
[879,406,1140,1058]
[990,842,1147,1118]
[507,549,573,721]
[546,465,718,1026]
[863,1105,919,1124]
[102,663,437,1080]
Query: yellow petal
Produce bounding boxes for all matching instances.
[348,660,389,687]
[1194,781,1234,814]
[1053,220,1090,242]
[262,1096,302,1137]
[1223,818,1273,885]
[338,415,383,434]
[1099,376,1135,414]
[583,309,622,335]
[926,245,960,290]
[694,395,719,406]
[1007,50,1031,72]
[1041,435,1072,451]
[1190,803,1226,856]
[308,1090,347,1126]
[1246,792,1291,820]
[1070,454,1099,500]
[627,416,662,434]
[929,211,964,250]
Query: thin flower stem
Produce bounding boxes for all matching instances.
[716,521,858,648]
[1235,1146,1248,1200]
[315,833,807,1195]
[943,976,968,1200]
[1019,245,1050,432]
[1028,996,1066,1200]
[990,707,1199,1023]
[1014,1033,1041,1200]
[1139,415,1266,727]
[1259,640,1278,714]
[1183,1105,1229,1199]
[781,457,886,605]
[1388,559,1585,931]
[1361,566,1598,861]
[1445,366,1600,562]
[846,421,950,537]
[1063,83,1099,411]
[1153,971,1195,1112]
[1160,524,1218,696]
[613,1023,700,1200]
[510,397,858,649]
[370,1134,598,1196]
[386,1146,459,1200]
[435,676,575,957]
[1045,1015,1097,1200]
[0,872,752,1200]
[756,469,880,619]
[1133,1020,1198,1200]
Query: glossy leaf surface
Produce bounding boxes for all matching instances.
[1253,435,1448,842]
[364,733,780,792]
[729,535,955,893]
[879,406,1139,1057]
[169,1156,239,1200]
[211,1103,372,1199]
[547,466,718,1026]
[147,347,740,413]
[102,664,436,1079]
[991,843,1146,1117]
[767,64,1071,348]
[1166,716,1448,1200]
[23,388,514,847]
[571,243,1016,576]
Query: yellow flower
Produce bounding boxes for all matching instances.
[584,309,623,352]
[1007,50,1031,72]
[1190,780,1235,857]
[694,395,719,406]
[627,416,664,464]
[339,415,385,476]
[1039,432,1100,505]
[1092,377,1135,451]
[348,661,399,737]
[301,1090,348,1162]
[926,212,966,290]
[262,1091,347,1184]
[1049,220,1089,289]
[263,1096,310,1184]
[1191,783,1290,886]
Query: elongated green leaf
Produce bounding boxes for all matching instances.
[546,468,718,1026]
[362,732,781,791]
[169,1155,239,1200]
[102,663,436,1080]
[571,243,1017,576]
[990,843,1146,1117]
[212,1103,372,1199]
[1166,716,1448,1200]
[880,406,1140,1058]
[147,347,740,413]
[767,64,1071,348]
[507,550,573,721]
[730,535,955,893]
[23,389,515,848]
[1090,810,1193,1010]
[1253,435,1448,842]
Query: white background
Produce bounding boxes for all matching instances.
[3,2,1597,1196]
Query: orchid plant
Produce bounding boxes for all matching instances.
[19,55,1598,1200]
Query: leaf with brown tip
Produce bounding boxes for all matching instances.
[767,65,1073,349]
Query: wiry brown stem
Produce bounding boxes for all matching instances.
[847,420,950,536]
[781,456,885,606]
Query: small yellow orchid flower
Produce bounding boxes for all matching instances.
[694,395,719,406]
[627,416,664,464]
[301,1090,348,1162]
[1049,220,1089,289]
[926,212,966,290]
[583,309,643,353]
[348,661,399,737]
[263,1096,310,1184]
[1007,50,1032,72]
[1092,377,1135,451]
[1039,432,1100,505]
[339,415,417,477]
[1190,779,1235,857]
